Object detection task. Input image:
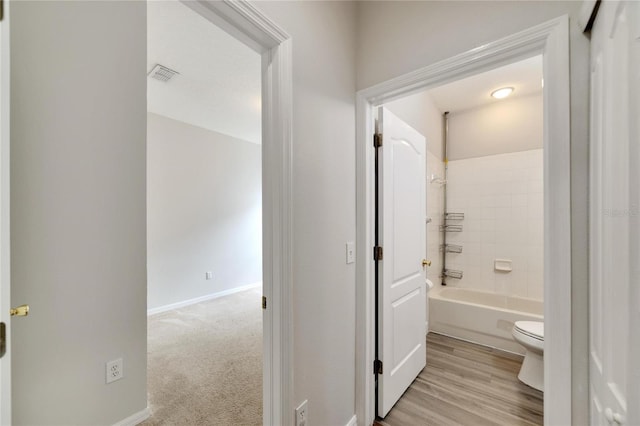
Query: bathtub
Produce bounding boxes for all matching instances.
[429,287,543,354]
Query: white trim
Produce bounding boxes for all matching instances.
[182,0,287,53]
[358,18,566,107]
[111,407,151,426]
[345,414,357,426]
[147,282,262,316]
[355,16,572,426]
[0,1,10,424]
[176,2,293,425]
[355,91,375,426]
[541,16,572,426]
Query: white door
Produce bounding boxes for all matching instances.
[589,1,639,424]
[0,0,10,423]
[377,107,426,417]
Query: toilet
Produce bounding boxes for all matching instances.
[511,321,544,391]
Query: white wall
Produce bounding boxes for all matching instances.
[253,3,358,425]
[147,113,262,311]
[448,94,543,160]
[10,2,147,424]
[357,2,590,421]
[446,150,544,299]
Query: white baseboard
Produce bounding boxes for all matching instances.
[112,407,150,426]
[345,414,357,426]
[148,282,262,316]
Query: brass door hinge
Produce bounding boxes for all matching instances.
[374,359,383,375]
[262,296,267,310]
[10,304,29,317]
[373,133,382,148]
[0,322,5,359]
[373,246,383,261]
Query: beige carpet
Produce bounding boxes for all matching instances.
[142,287,262,425]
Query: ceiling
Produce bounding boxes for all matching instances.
[147,1,262,144]
[428,55,543,113]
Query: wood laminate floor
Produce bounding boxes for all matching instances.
[376,333,543,426]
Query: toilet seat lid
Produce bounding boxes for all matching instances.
[514,321,544,340]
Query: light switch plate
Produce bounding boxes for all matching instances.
[346,242,355,264]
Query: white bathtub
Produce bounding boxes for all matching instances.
[429,287,543,354]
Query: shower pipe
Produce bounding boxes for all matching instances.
[441,111,450,285]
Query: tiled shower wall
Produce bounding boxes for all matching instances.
[426,150,445,285]
[443,149,544,300]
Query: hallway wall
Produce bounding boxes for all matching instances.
[250,2,358,425]
[10,2,147,424]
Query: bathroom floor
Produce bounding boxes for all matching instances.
[376,333,543,426]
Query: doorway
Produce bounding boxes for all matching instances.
[356,16,572,426]
[145,1,263,422]
[375,54,545,423]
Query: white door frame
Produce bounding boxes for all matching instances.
[355,16,572,425]
[179,2,293,425]
[0,0,10,423]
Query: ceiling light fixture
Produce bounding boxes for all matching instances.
[490,87,514,99]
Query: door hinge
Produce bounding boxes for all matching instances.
[0,322,6,358]
[373,246,383,261]
[374,359,383,375]
[262,296,267,310]
[373,133,383,148]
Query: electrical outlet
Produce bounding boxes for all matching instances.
[295,400,308,426]
[106,358,123,384]
[206,271,213,280]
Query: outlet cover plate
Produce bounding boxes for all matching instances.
[295,400,308,426]
[106,358,123,384]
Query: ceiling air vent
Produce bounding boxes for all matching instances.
[148,64,179,82]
